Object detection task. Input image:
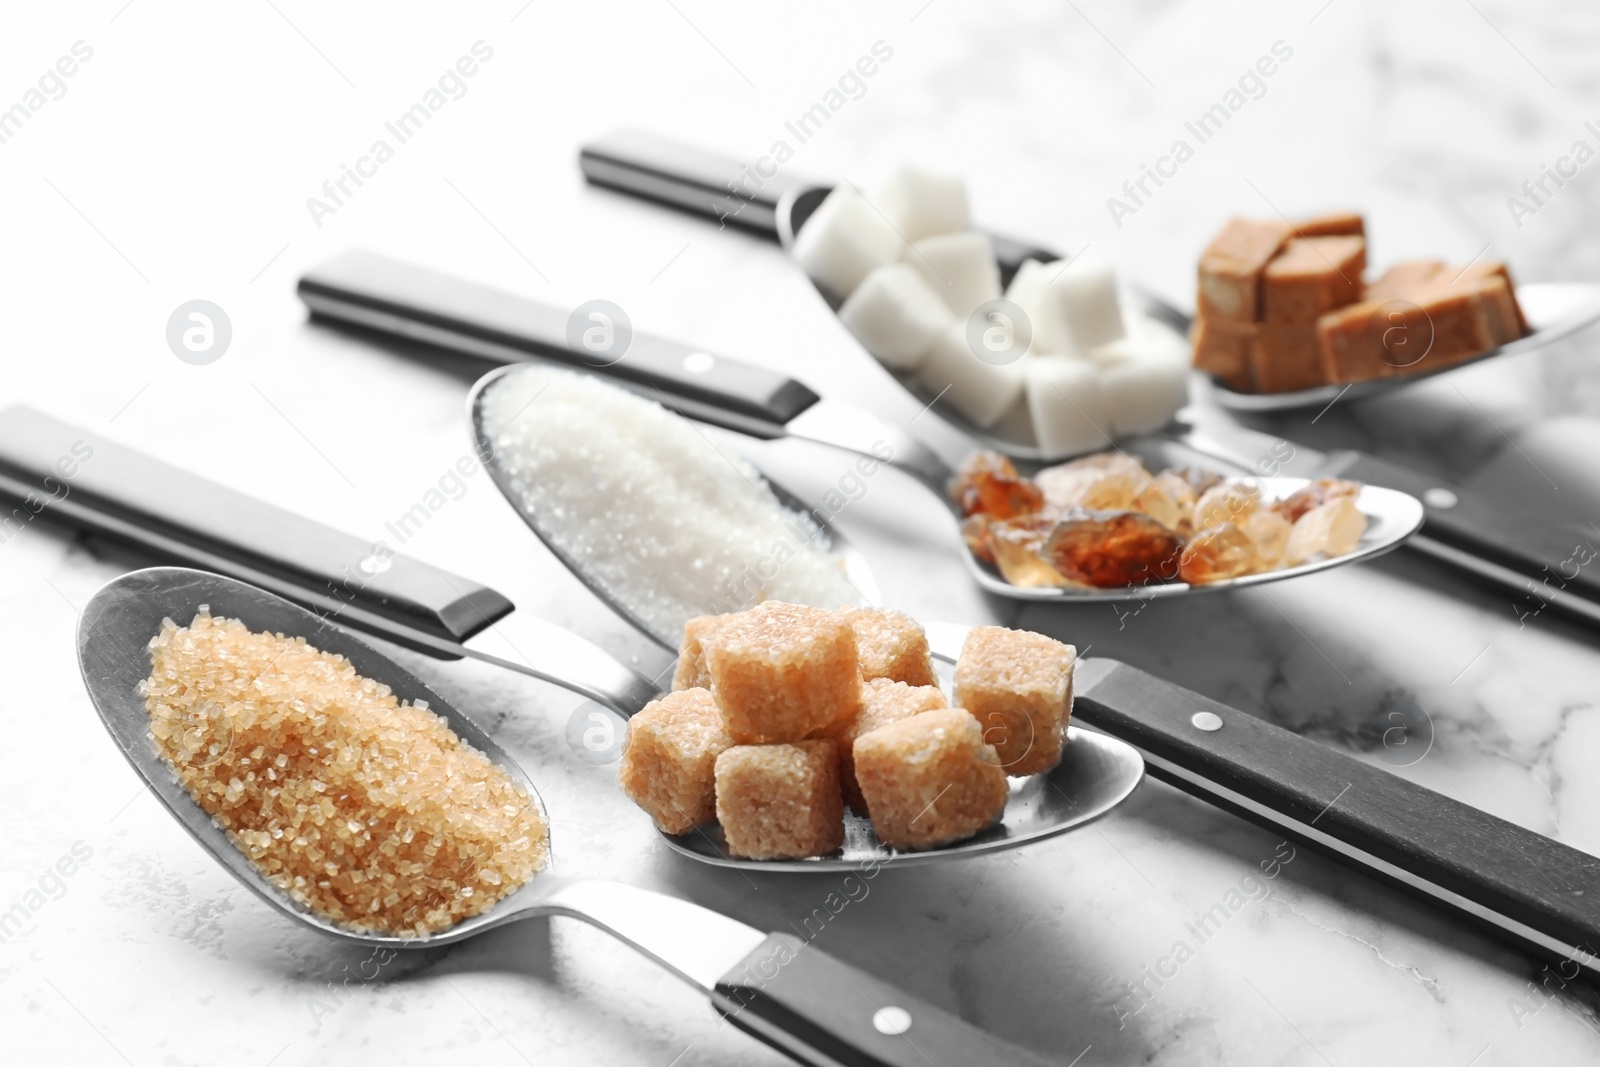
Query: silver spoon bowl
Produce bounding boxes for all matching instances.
[465,365,1146,868]
[1204,281,1600,411]
[773,182,1600,420]
[76,566,749,953]
[76,566,1063,1065]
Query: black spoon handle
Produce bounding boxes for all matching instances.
[1332,452,1600,626]
[716,934,1053,1067]
[299,249,818,441]
[577,130,1058,281]
[1077,657,1600,980]
[580,129,803,239]
[0,406,511,655]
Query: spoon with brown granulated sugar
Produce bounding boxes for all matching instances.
[77,566,1055,1067]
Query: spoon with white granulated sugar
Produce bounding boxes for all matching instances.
[458,361,1600,986]
[467,362,1147,871]
[77,565,1060,1067]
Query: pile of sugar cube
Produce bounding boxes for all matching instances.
[794,165,1190,457]
[618,602,1077,859]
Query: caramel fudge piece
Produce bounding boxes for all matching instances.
[1385,284,1498,369]
[705,601,861,743]
[1191,317,1256,391]
[1364,260,1444,303]
[1197,217,1293,322]
[1293,212,1365,239]
[1262,236,1366,324]
[672,613,732,691]
[1451,276,1519,347]
[854,709,1009,850]
[1450,263,1527,342]
[821,678,948,814]
[714,740,844,859]
[1319,287,1496,382]
[839,608,938,687]
[1465,261,1526,335]
[952,625,1076,776]
[619,688,734,835]
[1249,324,1327,393]
[1318,300,1399,382]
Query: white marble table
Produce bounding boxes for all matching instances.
[3,1,1599,1063]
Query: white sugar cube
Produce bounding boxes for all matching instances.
[872,164,970,243]
[1051,259,1126,352]
[1003,258,1070,355]
[838,264,954,371]
[1095,336,1190,436]
[904,231,1001,320]
[792,186,906,298]
[916,322,1025,429]
[1026,356,1113,459]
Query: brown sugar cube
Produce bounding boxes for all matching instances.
[1364,260,1444,302]
[705,601,862,743]
[1262,237,1366,324]
[673,613,732,690]
[953,625,1076,776]
[820,678,948,814]
[1197,217,1293,322]
[1293,212,1365,239]
[1249,324,1327,394]
[1191,317,1256,391]
[714,740,844,859]
[839,608,938,687]
[618,688,733,835]
[854,709,1009,850]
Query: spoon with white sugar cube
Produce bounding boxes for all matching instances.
[584,132,1198,461]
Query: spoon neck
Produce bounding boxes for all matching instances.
[526,876,768,992]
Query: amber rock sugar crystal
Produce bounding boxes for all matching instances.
[1042,509,1183,589]
[142,613,548,938]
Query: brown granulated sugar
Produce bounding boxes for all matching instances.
[141,612,548,938]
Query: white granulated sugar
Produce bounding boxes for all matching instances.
[480,367,862,642]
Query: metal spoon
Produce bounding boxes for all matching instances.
[301,251,1424,605]
[1203,281,1600,411]
[76,565,1060,1067]
[582,130,1600,422]
[465,363,1145,869]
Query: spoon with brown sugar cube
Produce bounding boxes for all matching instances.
[465,361,1147,870]
[77,565,1063,1067]
[34,407,1600,979]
